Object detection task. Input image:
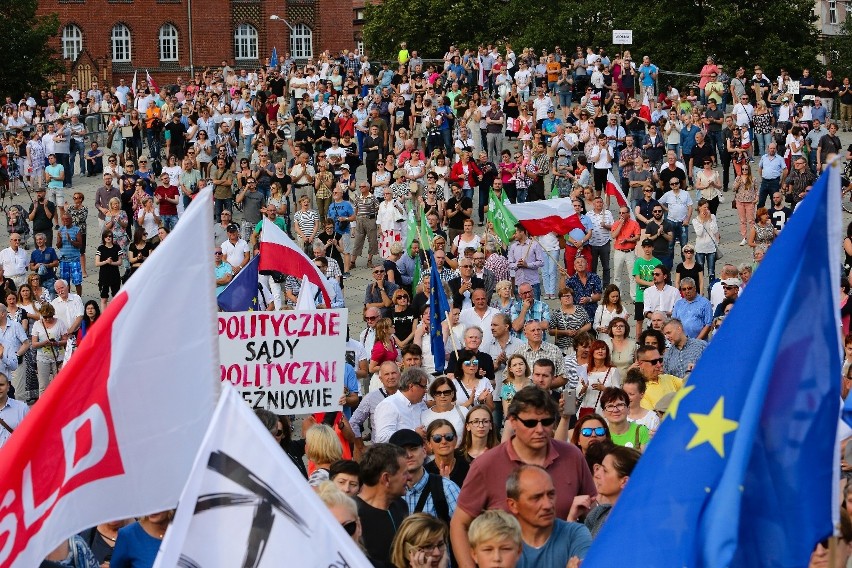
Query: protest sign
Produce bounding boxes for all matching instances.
[218,309,348,412]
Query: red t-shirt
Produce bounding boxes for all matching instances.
[154,185,180,216]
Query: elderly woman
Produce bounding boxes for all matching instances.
[104,196,130,262]
[377,187,405,259]
[306,424,344,487]
[490,279,514,315]
[550,287,592,354]
[316,482,364,549]
[748,207,779,254]
[421,376,468,436]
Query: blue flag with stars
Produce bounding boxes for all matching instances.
[217,254,266,311]
[585,165,843,567]
[429,251,451,373]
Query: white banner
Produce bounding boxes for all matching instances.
[154,386,372,568]
[612,29,633,44]
[218,309,348,412]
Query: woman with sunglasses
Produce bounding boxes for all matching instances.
[585,445,641,538]
[421,376,467,437]
[453,351,494,412]
[424,419,469,487]
[316,482,365,549]
[571,413,612,457]
[458,406,498,462]
[600,387,649,451]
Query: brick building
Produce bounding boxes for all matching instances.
[38,0,355,91]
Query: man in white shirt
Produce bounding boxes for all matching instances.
[642,265,681,319]
[732,95,754,128]
[51,279,84,336]
[586,196,614,287]
[372,367,429,443]
[0,373,28,449]
[532,88,552,128]
[359,307,380,357]
[460,289,499,346]
[0,234,28,287]
[220,224,250,274]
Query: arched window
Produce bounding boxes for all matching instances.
[234,23,258,60]
[111,23,131,63]
[159,23,179,61]
[62,24,83,61]
[290,23,313,60]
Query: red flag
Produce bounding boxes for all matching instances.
[606,170,630,209]
[0,187,220,568]
[259,218,332,307]
[507,198,586,236]
[146,70,159,94]
[639,92,652,123]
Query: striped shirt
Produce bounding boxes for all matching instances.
[294,209,320,241]
[354,194,379,217]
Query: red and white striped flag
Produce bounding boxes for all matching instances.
[639,91,652,123]
[507,198,586,236]
[0,186,220,568]
[259,218,331,307]
[145,70,159,94]
[606,169,631,209]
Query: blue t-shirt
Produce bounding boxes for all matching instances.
[516,519,592,568]
[110,522,163,568]
[638,64,658,87]
[343,363,359,419]
[30,246,58,280]
[57,226,81,261]
[327,200,354,235]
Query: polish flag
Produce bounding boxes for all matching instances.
[606,170,630,209]
[507,198,586,236]
[146,70,159,94]
[0,185,220,568]
[259,218,331,307]
[639,92,652,123]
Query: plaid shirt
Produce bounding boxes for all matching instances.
[483,253,509,283]
[663,337,707,378]
[215,130,238,159]
[403,470,459,519]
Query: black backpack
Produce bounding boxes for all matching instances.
[414,473,450,524]
[151,157,163,177]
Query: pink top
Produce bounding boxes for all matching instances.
[699,64,719,89]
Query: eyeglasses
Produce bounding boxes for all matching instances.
[416,381,428,389]
[580,427,607,437]
[604,402,627,412]
[469,419,491,426]
[365,315,378,321]
[431,433,456,443]
[652,210,663,214]
[683,250,694,255]
[434,389,453,396]
[341,520,358,536]
[214,251,223,255]
[640,357,664,365]
[373,269,385,274]
[463,359,479,366]
[515,416,556,428]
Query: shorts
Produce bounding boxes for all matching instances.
[48,186,65,207]
[99,280,120,299]
[59,259,82,286]
[634,301,645,322]
[340,232,353,255]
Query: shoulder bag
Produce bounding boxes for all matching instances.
[702,221,723,260]
[578,367,611,419]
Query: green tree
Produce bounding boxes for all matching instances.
[0,0,62,98]
[822,17,852,79]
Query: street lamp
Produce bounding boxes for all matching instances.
[269,15,295,31]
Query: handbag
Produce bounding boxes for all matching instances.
[121,126,133,138]
[703,222,723,260]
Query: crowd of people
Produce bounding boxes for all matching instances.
[0,41,849,568]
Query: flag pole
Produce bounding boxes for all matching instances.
[534,237,569,290]
[444,310,460,359]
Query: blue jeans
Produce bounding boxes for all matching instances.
[541,251,558,296]
[214,198,232,223]
[668,222,689,261]
[559,92,572,109]
[146,129,161,159]
[706,131,723,163]
[242,134,254,157]
[757,132,773,156]
[516,186,528,203]
[758,177,780,209]
[695,251,717,287]
[71,140,86,176]
[161,215,178,232]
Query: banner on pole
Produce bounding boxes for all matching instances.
[218,309,348,412]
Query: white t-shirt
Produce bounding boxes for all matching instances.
[220,238,250,269]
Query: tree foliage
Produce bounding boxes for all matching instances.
[0,0,63,98]
[364,0,822,80]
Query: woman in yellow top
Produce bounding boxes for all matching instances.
[313,161,335,224]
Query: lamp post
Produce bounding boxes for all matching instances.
[269,15,294,65]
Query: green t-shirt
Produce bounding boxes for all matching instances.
[632,256,661,303]
[254,216,286,234]
[610,421,650,451]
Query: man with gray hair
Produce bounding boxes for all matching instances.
[663,318,707,377]
[351,361,401,460]
[0,234,28,288]
[671,276,713,339]
[51,279,84,336]
[709,263,738,311]
[372,367,430,443]
[0,303,28,401]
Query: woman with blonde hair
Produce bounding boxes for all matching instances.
[306,424,344,487]
[315,482,363,546]
[369,318,399,374]
[390,513,449,568]
[490,280,514,316]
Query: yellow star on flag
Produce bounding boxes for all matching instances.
[666,385,695,420]
[686,397,739,458]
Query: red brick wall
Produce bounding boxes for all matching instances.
[38,0,356,84]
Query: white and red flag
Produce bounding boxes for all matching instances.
[639,91,652,123]
[507,198,586,236]
[145,70,159,94]
[606,169,631,209]
[0,186,220,568]
[259,218,331,307]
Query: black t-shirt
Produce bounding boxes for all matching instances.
[355,496,408,566]
[624,108,644,132]
[770,206,792,231]
[424,453,470,489]
[269,77,286,97]
[392,106,411,132]
[293,128,315,154]
[751,77,771,102]
[97,244,121,282]
[820,78,839,97]
[28,200,56,233]
[841,86,852,105]
[645,219,674,257]
[164,120,186,144]
[445,196,473,230]
[675,262,705,293]
[691,143,714,168]
[658,166,687,191]
[704,108,724,132]
[317,230,344,268]
[390,306,416,342]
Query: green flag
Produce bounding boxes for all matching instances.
[411,255,422,291]
[404,203,418,254]
[419,211,435,251]
[487,189,518,245]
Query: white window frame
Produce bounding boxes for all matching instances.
[159,23,179,62]
[290,23,313,60]
[234,23,258,61]
[829,0,838,24]
[62,24,83,61]
[111,23,132,63]
[356,40,364,57]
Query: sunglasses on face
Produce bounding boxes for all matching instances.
[641,357,664,365]
[514,417,556,428]
[581,427,606,437]
[341,520,357,536]
[431,433,456,443]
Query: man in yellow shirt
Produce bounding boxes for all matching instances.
[398,42,410,67]
[635,344,683,410]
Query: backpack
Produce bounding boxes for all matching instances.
[151,157,163,177]
[414,473,450,524]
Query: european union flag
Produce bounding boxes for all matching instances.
[429,251,451,373]
[271,46,279,68]
[217,255,265,311]
[585,165,843,567]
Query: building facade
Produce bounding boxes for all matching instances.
[38,0,356,90]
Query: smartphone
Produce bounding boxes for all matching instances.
[561,388,577,417]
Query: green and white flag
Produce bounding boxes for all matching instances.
[487,188,518,245]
